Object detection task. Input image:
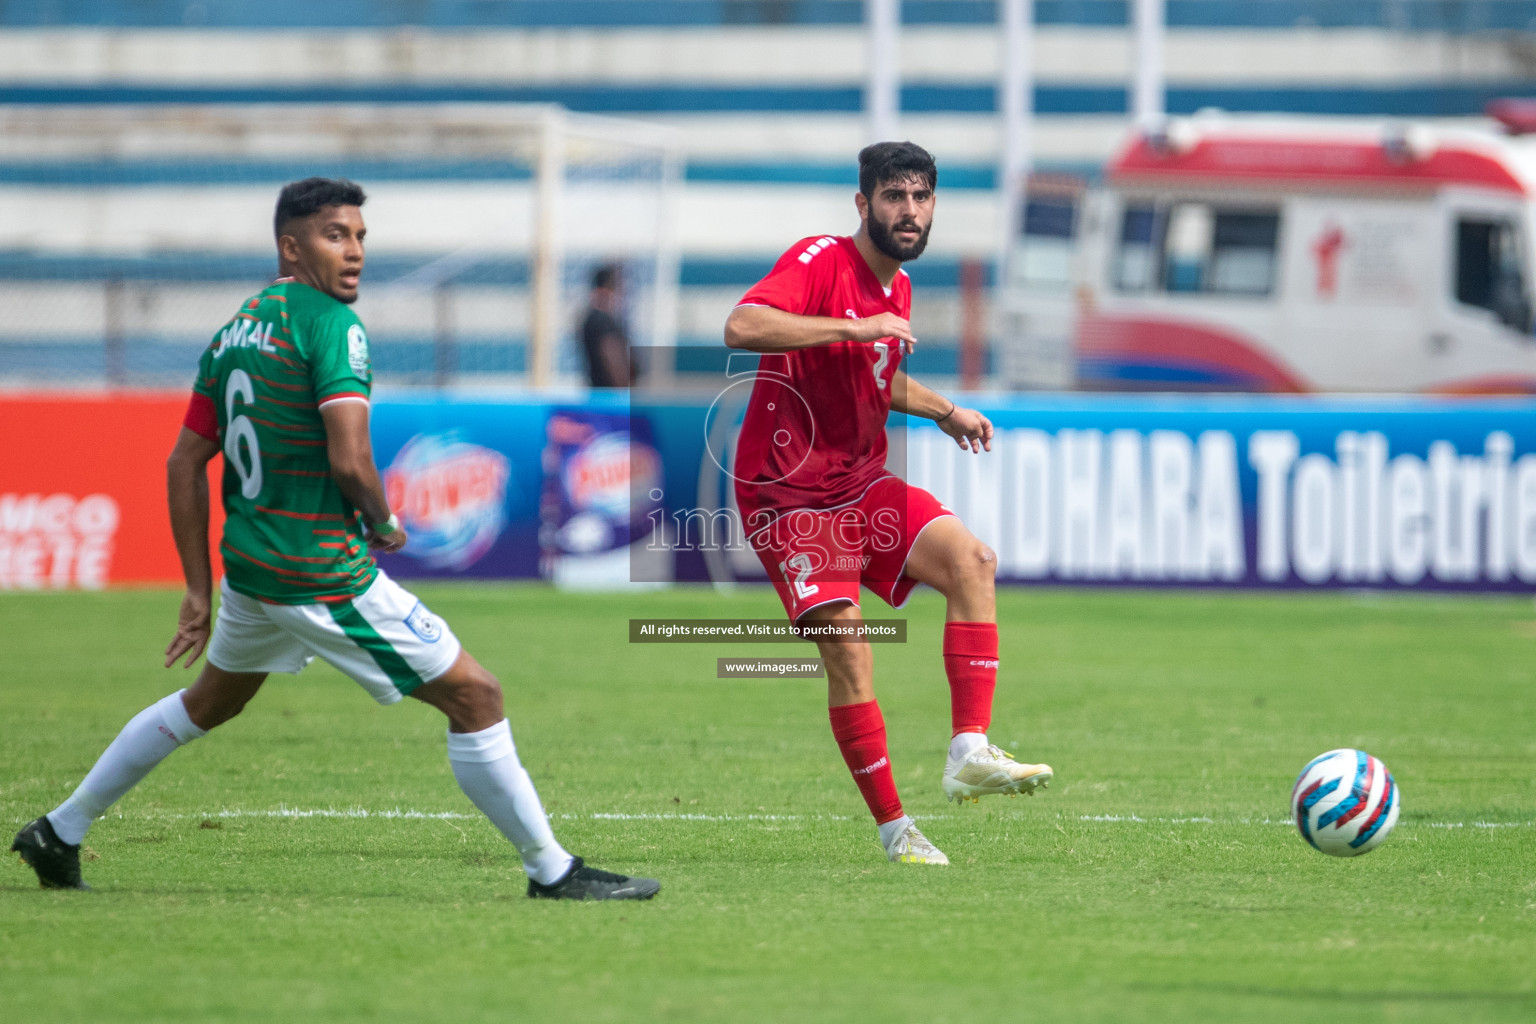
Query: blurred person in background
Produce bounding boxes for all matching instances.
[579,263,635,388]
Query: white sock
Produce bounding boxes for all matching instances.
[446,719,574,886]
[948,731,988,761]
[878,814,914,850]
[46,690,206,845]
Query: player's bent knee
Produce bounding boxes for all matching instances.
[417,661,504,732]
[977,543,998,579]
[957,542,996,580]
[466,674,504,714]
[460,662,504,711]
[932,542,996,596]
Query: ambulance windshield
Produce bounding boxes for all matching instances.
[1455,217,1533,334]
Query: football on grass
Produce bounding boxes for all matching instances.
[1291,748,1400,857]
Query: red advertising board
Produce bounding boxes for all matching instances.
[0,393,223,589]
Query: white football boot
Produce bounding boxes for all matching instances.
[943,743,1053,804]
[884,822,950,865]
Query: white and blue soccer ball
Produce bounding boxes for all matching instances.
[1290,748,1400,857]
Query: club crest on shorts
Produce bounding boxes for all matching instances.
[347,324,369,375]
[404,601,442,643]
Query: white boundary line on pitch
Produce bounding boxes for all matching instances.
[1078,814,1534,829]
[7,807,1533,829]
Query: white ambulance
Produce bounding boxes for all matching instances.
[1005,109,1536,394]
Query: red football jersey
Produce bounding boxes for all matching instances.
[733,234,911,529]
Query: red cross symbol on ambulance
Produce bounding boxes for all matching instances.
[1313,223,1345,299]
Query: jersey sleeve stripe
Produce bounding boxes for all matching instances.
[183,391,217,441]
[317,394,369,408]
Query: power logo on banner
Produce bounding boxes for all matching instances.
[383,432,511,571]
[539,409,665,585]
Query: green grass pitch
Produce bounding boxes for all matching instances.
[2,583,1533,1023]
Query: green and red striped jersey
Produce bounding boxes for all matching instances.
[188,280,378,604]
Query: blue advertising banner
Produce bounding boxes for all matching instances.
[898,395,1536,592]
[370,393,1536,593]
[370,395,549,581]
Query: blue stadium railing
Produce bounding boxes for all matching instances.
[7,0,1536,31]
[0,157,1061,189]
[2,83,1531,119]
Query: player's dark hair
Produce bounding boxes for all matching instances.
[591,263,620,290]
[858,141,937,199]
[274,177,367,238]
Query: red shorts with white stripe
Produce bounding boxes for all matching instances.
[747,475,956,624]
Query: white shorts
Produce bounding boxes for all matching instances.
[206,569,463,705]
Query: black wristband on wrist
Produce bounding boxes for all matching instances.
[935,402,957,424]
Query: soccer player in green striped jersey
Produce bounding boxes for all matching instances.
[12,178,658,901]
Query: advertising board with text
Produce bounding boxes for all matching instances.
[4,392,1529,593]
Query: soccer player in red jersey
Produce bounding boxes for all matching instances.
[725,142,1053,865]
[11,178,656,900]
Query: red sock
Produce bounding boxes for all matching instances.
[944,622,998,737]
[828,700,904,825]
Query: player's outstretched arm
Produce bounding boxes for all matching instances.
[319,401,408,555]
[890,370,993,454]
[165,427,221,667]
[725,305,918,354]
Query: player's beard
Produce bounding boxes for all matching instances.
[867,210,931,263]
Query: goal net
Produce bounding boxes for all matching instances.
[0,103,681,388]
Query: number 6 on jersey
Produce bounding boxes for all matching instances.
[224,368,263,500]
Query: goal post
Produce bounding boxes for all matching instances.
[0,103,683,389]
